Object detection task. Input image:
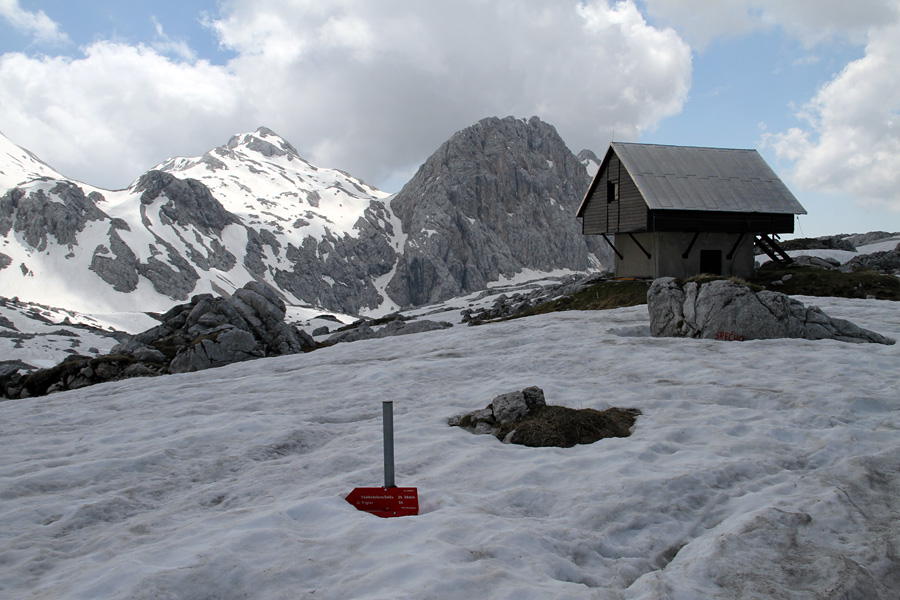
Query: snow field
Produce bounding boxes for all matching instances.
[1,300,899,599]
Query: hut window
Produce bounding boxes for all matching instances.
[607,180,619,203]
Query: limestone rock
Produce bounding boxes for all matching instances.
[4,281,317,399]
[841,243,900,275]
[0,181,106,252]
[491,387,547,425]
[135,170,239,237]
[648,277,895,344]
[169,326,260,374]
[450,386,548,435]
[385,116,610,307]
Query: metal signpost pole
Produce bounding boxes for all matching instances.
[346,401,417,517]
[383,401,395,488]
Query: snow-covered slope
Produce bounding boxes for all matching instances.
[0,131,65,191]
[0,128,400,315]
[1,299,898,599]
[0,297,151,370]
[154,127,389,242]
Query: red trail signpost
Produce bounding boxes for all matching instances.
[346,401,419,518]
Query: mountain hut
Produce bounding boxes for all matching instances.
[576,142,807,279]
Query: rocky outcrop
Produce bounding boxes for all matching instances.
[777,235,858,253]
[271,200,398,314]
[126,280,315,374]
[647,277,896,344]
[844,231,899,248]
[449,386,641,447]
[460,272,610,323]
[136,170,240,237]
[88,170,241,300]
[842,243,900,275]
[386,116,609,307]
[0,181,106,251]
[1,281,315,399]
[325,316,452,344]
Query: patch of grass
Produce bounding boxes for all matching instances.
[501,279,651,321]
[749,264,900,300]
[682,274,764,292]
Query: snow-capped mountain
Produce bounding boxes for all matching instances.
[1,120,606,316]
[1,127,399,314]
[0,130,66,190]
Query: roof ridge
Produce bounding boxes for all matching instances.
[611,141,757,152]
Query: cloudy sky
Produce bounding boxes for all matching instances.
[1,0,898,237]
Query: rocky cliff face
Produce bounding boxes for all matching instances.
[386,116,608,307]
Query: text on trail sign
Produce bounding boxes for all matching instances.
[346,487,419,518]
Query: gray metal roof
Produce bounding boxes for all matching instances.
[610,142,806,214]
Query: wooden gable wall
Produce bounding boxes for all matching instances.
[580,152,647,234]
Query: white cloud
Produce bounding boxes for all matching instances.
[764,21,900,211]
[0,1,692,191]
[641,0,899,48]
[638,0,900,212]
[151,16,198,62]
[209,0,692,187]
[0,42,244,187]
[0,0,68,45]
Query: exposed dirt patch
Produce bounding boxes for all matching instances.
[500,405,641,448]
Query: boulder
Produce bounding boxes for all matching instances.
[112,340,167,363]
[791,255,841,270]
[648,277,895,344]
[169,326,260,374]
[491,386,547,425]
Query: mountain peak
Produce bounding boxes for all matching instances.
[0,131,66,190]
[577,149,601,177]
[225,126,301,160]
[385,114,608,306]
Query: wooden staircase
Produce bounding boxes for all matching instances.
[755,234,793,265]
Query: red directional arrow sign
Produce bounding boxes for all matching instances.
[346,487,419,518]
[346,402,419,518]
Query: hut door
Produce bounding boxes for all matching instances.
[700,249,722,275]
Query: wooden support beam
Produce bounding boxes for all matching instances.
[682,232,699,259]
[726,232,745,260]
[601,234,623,260]
[628,233,651,259]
